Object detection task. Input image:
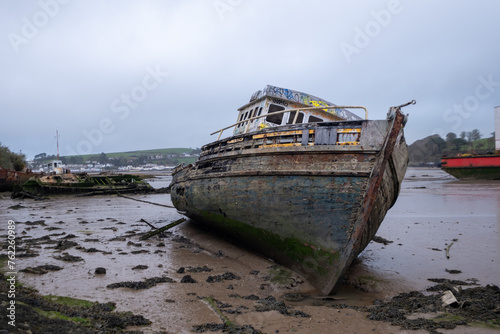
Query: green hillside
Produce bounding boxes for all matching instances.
[409,132,496,166]
[33,148,200,167]
[69,148,198,161]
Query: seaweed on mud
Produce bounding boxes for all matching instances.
[180,275,197,283]
[23,220,47,226]
[20,265,63,274]
[0,272,151,333]
[372,235,393,245]
[107,276,175,290]
[53,252,84,262]
[25,235,56,245]
[130,250,149,254]
[206,272,240,283]
[331,283,500,334]
[16,250,41,258]
[8,204,26,209]
[254,296,310,318]
[54,240,79,250]
[188,266,213,273]
[131,265,148,270]
[282,292,308,302]
[45,226,62,231]
[192,323,263,334]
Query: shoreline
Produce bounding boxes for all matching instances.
[1,168,499,333]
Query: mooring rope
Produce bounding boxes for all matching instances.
[115,191,176,208]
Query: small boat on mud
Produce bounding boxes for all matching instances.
[441,106,500,180]
[14,160,153,197]
[0,168,34,191]
[170,85,415,295]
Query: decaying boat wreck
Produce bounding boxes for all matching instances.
[170,85,415,294]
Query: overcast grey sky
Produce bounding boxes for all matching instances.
[1,0,499,159]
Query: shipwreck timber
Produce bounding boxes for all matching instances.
[170,85,414,294]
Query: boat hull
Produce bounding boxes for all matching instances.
[17,173,153,196]
[170,112,408,295]
[0,168,34,191]
[441,155,500,180]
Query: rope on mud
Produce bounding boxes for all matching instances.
[115,191,176,209]
[445,241,454,259]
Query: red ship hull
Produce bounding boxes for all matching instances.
[441,155,500,180]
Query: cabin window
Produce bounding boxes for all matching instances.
[237,113,243,127]
[250,108,258,122]
[309,116,323,123]
[287,111,304,124]
[266,104,285,125]
[257,107,263,116]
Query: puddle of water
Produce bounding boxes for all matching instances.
[358,167,500,291]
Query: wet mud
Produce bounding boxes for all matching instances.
[0,170,499,333]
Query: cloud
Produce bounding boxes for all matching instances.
[1,0,499,159]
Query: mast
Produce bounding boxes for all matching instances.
[56,130,60,159]
[495,106,500,152]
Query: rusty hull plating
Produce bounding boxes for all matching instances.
[170,86,412,295]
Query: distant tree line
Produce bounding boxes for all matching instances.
[0,143,26,171]
[409,129,495,166]
[33,149,201,168]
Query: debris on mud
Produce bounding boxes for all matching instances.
[7,203,26,209]
[372,235,393,245]
[206,272,240,283]
[132,265,148,270]
[193,296,263,333]
[192,322,263,334]
[20,264,63,274]
[282,292,308,302]
[445,269,462,274]
[53,252,84,262]
[54,239,79,250]
[95,267,106,275]
[254,296,310,318]
[180,275,197,283]
[188,265,213,273]
[16,249,41,258]
[107,276,175,290]
[0,272,151,333]
[332,282,500,334]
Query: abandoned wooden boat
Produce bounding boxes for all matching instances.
[170,85,415,295]
[18,172,152,196]
[14,161,153,196]
[0,168,34,191]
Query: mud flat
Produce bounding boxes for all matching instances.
[0,169,499,333]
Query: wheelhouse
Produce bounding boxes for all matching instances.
[233,85,364,136]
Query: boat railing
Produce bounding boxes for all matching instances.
[211,105,368,140]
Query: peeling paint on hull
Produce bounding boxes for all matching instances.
[171,109,409,295]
